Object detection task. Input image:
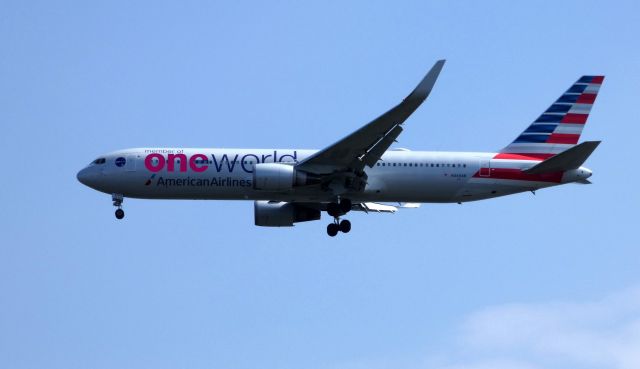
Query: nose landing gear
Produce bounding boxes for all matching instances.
[112,193,125,220]
[326,198,352,237]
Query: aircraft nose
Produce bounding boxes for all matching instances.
[77,167,98,187]
[77,167,90,185]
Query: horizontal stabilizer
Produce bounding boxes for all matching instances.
[524,141,600,174]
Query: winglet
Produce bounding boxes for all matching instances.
[405,60,446,103]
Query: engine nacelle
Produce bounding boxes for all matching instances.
[253,163,318,191]
[254,201,321,227]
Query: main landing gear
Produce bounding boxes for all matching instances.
[112,193,125,220]
[327,219,351,237]
[326,198,352,237]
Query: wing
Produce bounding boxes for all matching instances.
[296,60,446,175]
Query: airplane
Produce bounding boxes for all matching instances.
[77,60,603,236]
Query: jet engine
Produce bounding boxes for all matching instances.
[254,201,321,227]
[253,163,319,191]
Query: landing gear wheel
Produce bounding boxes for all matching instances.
[327,223,339,237]
[339,198,352,214]
[339,219,351,233]
[115,208,125,220]
[327,203,341,218]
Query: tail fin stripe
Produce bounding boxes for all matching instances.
[584,84,601,93]
[560,113,588,124]
[525,124,557,133]
[590,76,604,84]
[558,94,580,103]
[567,84,588,93]
[576,93,597,104]
[568,104,592,114]
[546,133,580,144]
[546,104,573,113]
[535,114,564,123]
[514,134,551,143]
[553,124,583,134]
[578,76,602,83]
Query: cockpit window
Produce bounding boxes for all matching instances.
[92,158,106,165]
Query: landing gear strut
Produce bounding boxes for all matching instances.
[326,198,352,237]
[112,193,125,220]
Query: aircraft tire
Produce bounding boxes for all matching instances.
[327,223,339,237]
[339,198,352,213]
[115,208,125,220]
[339,219,351,233]
[327,203,341,217]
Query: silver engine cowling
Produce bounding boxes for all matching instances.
[254,201,321,227]
[253,163,318,191]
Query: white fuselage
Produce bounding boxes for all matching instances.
[77,148,592,204]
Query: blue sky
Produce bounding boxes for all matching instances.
[1,1,639,368]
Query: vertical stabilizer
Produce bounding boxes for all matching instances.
[498,76,604,160]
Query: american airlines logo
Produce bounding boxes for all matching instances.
[144,151,298,174]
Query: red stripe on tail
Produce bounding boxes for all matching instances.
[576,93,597,104]
[561,113,588,124]
[546,133,580,144]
